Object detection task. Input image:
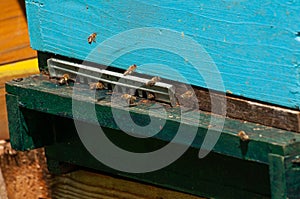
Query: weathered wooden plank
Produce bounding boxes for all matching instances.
[45,141,271,199]
[51,170,205,199]
[5,76,300,164]
[25,0,300,109]
[269,154,287,199]
[5,94,27,150]
[285,154,300,199]
[184,83,300,132]
[0,0,36,65]
[268,153,300,199]
[0,144,51,199]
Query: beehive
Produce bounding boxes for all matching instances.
[5,1,300,198]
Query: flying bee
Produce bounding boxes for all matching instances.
[121,94,137,106]
[146,76,161,87]
[237,131,249,142]
[123,64,137,76]
[88,33,97,44]
[58,74,71,85]
[89,81,105,90]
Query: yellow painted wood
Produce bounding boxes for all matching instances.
[0,59,39,84]
[0,58,39,139]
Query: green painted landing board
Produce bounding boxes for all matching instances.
[5,75,300,198]
[5,75,300,163]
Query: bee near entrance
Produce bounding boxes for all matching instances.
[47,58,177,107]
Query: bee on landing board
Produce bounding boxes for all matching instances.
[237,131,249,142]
[89,81,105,90]
[147,93,155,100]
[58,74,71,85]
[146,76,161,87]
[88,33,97,44]
[123,64,137,76]
[121,94,137,106]
[180,90,194,99]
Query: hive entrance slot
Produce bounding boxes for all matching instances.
[47,58,176,106]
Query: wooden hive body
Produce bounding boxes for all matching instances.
[25,0,300,109]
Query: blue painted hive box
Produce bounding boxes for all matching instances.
[26,0,300,109]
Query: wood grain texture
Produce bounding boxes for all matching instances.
[51,170,205,199]
[192,87,300,132]
[46,143,271,198]
[25,0,300,108]
[0,0,36,65]
[0,145,51,199]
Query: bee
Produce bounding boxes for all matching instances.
[237,131,249,142]
[146,76,161,87]
[88,33,97,44]
[58,74,71,85]
[178,90,198,109]
[123,64,137,76]
[121,94,137,106]
[89,81,105,90]
[180,90,194,99]
[147,93,155,100]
